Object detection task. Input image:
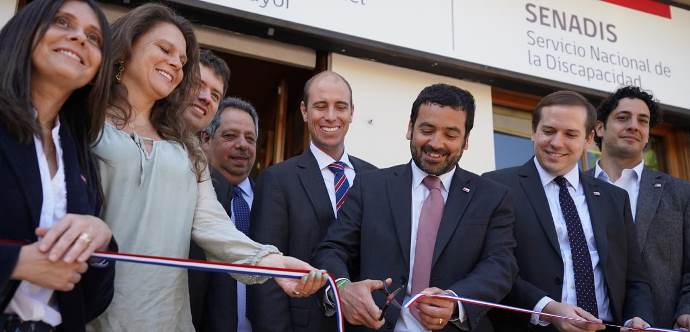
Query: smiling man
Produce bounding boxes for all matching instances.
[249,71,377,332]
[313,83,517,332]
[484,91,653,332]
[182,49,241,332]
[182,49,227,133]
[588,86,690,329]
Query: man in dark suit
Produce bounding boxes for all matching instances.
[484,91,653,331]
[588,86,690,329]
[183,50,243,332]
[313,83,518,332]
[0,123,116,332]
[249,71,377,332]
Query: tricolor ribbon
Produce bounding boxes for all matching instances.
[90,250,345,332]
[404,293,678,332]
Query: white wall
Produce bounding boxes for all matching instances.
[330,54,496,174]
[0,0,17,28]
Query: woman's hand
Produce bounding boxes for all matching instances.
[36,214,112,263]
[257,254,328,298]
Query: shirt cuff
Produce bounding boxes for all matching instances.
[324,278,350,317]
[444,290,466,323]
[530,296,554,326]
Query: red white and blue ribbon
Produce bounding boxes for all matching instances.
[404,293,678,332]
[90,250,345,332]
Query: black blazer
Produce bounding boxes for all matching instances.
[313,163,518,332]
[189,168,242,332]
[0,123,115,332]
[248,149,377,332]
[483,159,653,331]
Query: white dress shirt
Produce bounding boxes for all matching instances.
[230,177,254,332]
[394,162,465,332]
[309,142,356,217]
[4,121,65,326]
[594,160,643,220]
[531,159,612,324]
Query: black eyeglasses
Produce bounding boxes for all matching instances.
[378,279,407,321]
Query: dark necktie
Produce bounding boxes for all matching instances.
[327,161,350,212]
[554,176,599,317]
[232,186,250,235]
[231,186,251,318]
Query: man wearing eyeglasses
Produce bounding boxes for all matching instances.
[314,83,518,331]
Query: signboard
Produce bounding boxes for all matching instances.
[199,0,690,109]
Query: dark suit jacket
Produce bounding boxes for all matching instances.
[249,149,377,332]
[587,166,690,327]
[484,159,653,331]
[0,122,116,332]
[313,163,518,332]
[189,168,242,332]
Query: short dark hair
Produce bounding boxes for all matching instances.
[199,49,230,95]
[594,85,660,150]
[532,91,596,136]
[205,97,259,136]
[410,83,475,137]
[302,71,353,106]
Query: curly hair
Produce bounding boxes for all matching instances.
[108,3,205,179]
[595,86,660,150]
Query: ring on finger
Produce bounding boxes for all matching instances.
[438,318,443,325]
[78,232,92,243]
[292,290,302,296]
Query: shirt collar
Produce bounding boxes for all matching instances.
[594,159,644,184]
[533,157,580,191]
[410,160,455,193]
[309,141,353,171]
[236,177,252,195]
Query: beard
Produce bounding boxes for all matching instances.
[410,141,462,176]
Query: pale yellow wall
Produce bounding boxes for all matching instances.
[330,54,496,174]
[0,0,18,29]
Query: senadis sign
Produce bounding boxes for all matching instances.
[200,0,690,110]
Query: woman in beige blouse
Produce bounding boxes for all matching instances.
[87,4,326,332]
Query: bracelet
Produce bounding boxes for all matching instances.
[336,279,351,289]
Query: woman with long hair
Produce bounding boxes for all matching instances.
[0,0,115,331]
[88,4,325,331]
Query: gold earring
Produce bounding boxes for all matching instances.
[115,61,125,82]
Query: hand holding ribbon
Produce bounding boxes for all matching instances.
[405,293,677,332]
[256,253,327,298]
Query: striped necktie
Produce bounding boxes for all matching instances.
[327,161,350,212]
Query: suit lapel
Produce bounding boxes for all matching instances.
[60,124,91,215]
[634,168,663,249]
[210,168,233,212]
[0,126,42,227]
[581,175,609,267]
[432,167,474,267]
[518,160,560,255]
[388,163,413,271]
[296,150,335,232]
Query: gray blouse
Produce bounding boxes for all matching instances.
[87,123,279,332]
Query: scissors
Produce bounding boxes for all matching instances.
[378,279,406,321]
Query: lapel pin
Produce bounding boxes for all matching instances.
[462,187,470,193]
[80,174,87,183]
[654,183,662,188]
[593,191,600,196]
